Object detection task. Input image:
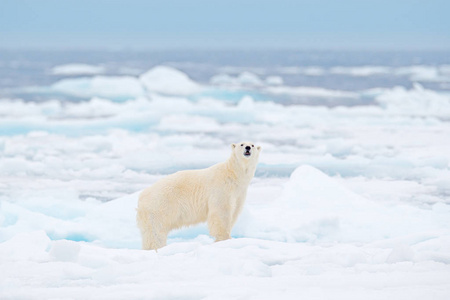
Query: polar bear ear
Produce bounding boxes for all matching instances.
[257,145,261,151]
[231,143,236,149]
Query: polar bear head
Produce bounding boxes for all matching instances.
[231,142,261,161]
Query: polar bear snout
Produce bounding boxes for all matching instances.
[236,142,261,158]
[244,146,252,157]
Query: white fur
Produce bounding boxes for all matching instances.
[136,142,261,250]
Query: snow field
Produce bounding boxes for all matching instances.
[2,234,450,300]
[51,64,106,76]
[277,64,450,82]
[1,167,450,299]
[1,65,450,299]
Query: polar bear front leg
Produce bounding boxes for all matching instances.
[207,208,232,242]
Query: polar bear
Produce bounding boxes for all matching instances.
[136,142,261,250]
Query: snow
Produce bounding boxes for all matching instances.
[277,66,327,76]
[392,65,450,82]
[210,72,264,86]
[139,65,203,95]
[265,86,359,99]
[48,65,203,99]
[277,65,450,82]
[51,76,145,99]
[51,63,105,75]
[1,63,450,299]
[330,66,391,76]
[376,83,450,117]
[265,76,284,85]
[1,166,450,299]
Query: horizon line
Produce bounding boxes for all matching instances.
[1,46,450,52]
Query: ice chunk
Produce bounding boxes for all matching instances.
[395,65,450,82]
[0,231,50,261]
[52,76,145,98]
[376,83,450,117]
[265,76,283,85]
[209,73,235,85]
[236,72,264,86]
[330,66,391,76]
[386,244,415,263]
[302,67,327,76]
[277,66,326,76]
[0,99,61,117]
[51,63,105,76]
[234,165,377,243]
[49,239,81,262]
[236,165,450,244]
[139,65,202,95]
[282,165,370,208]
[158,115,221,133]
[210,72,264,86]
[265,86,358,98]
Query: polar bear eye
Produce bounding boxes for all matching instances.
[241,144,243,146]
[252,145,254,147]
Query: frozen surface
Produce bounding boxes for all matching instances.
[140,65,203,95]
[1,167,450,299]
[278,64,450,82]
[51,76,145,99]
[266,85,359,98]
[51,63,105,76]
[210,71,264,87]
[376,83,450,116]
[1,53,450,299]
[46,65,203,99]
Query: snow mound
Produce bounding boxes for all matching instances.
[278,66,327,76]
[266,86,358,98]
[236,165,450,244]
[51,76,145,99]
[50,239,81,262]
[0,190,141,248]
[47,66,203,98]
[158,115,221,133]
[51,64,105,76]
[210,72,264,86]
[2,233,449,300]
[265,76,284,85]
[139,65,203,95]
[376,83,450,117]
[1,165,450,299]
[395,65,450,82]
[277,64,450,82]
[330,66,391,77]
[282,165,370,208]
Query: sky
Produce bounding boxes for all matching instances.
[1,0,449,50]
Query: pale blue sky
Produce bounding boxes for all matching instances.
[1,0,449,50]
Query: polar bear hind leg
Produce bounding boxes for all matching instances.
[136,208,168,250]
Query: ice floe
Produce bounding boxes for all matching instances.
[51,63,105,76]
[1,59,450,299]
[140,65,203,95]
